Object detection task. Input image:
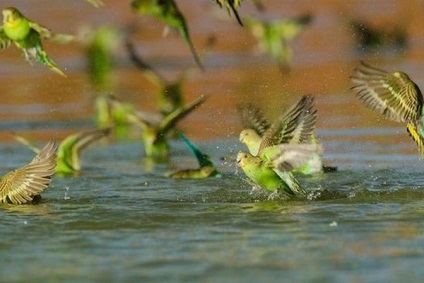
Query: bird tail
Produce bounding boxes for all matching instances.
[35,45,66,77]
[275,171,307,198]
[407,122,424,157]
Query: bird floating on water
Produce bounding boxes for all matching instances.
[167,133,220,179]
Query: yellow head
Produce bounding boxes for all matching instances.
[239,129,261,155]
[2,7,22,26]
[236,151,258,168]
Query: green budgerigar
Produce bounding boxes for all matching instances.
[238,95,328,174]
[237,96,319,198]
[0,141,57,205]
[13,128,111,175]
[167,133,220,178]
[131,0,203,69]
[237,144,322,200]
[84,25,120,91]
[351,61,424,155]
[93,94,137,139]
[109,95,206,160]
[0,7,74,76]
[245,14,312,70]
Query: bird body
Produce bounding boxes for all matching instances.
[237,143,322,198]
[111,95,207,160]
[1,7,73,76]
[237,151,286,191]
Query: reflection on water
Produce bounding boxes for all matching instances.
[1,0,424,282]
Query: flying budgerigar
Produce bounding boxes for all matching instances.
[351,61,424,155]
[0,7,74,76]
[0,141,57,205]
[245,14,312,70]
[131,0,203,70]
[13,128,111,175]
[167,133,220,179]
[109,95,207,160]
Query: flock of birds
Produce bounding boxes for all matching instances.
[0,0,421,204]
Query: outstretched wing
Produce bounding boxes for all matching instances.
[259,95,317,151]
[158,95,207,136]
[351,61,423,123]
[237,103,271,136]
[58,127,111,172]
[271,143,323,172]
[0,141,57,205]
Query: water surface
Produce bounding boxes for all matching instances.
[1,0,424,282]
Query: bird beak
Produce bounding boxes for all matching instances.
[236,151,243,165]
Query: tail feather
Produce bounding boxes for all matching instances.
[407,123,424,156]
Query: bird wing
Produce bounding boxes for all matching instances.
[271,143,323,172]
[57,127,111,172]
[179,132,214,167]
[158,95,207,136]
[27,20,74,43]
[106,95,151,131]
[27,20,52,38]
[0,141,57,205]
[284,95,317,144]
[11,132,41,154]
[259,95,317,151]
[237,103,271,136]
[351,61,423,122]
[126,41,166,85]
